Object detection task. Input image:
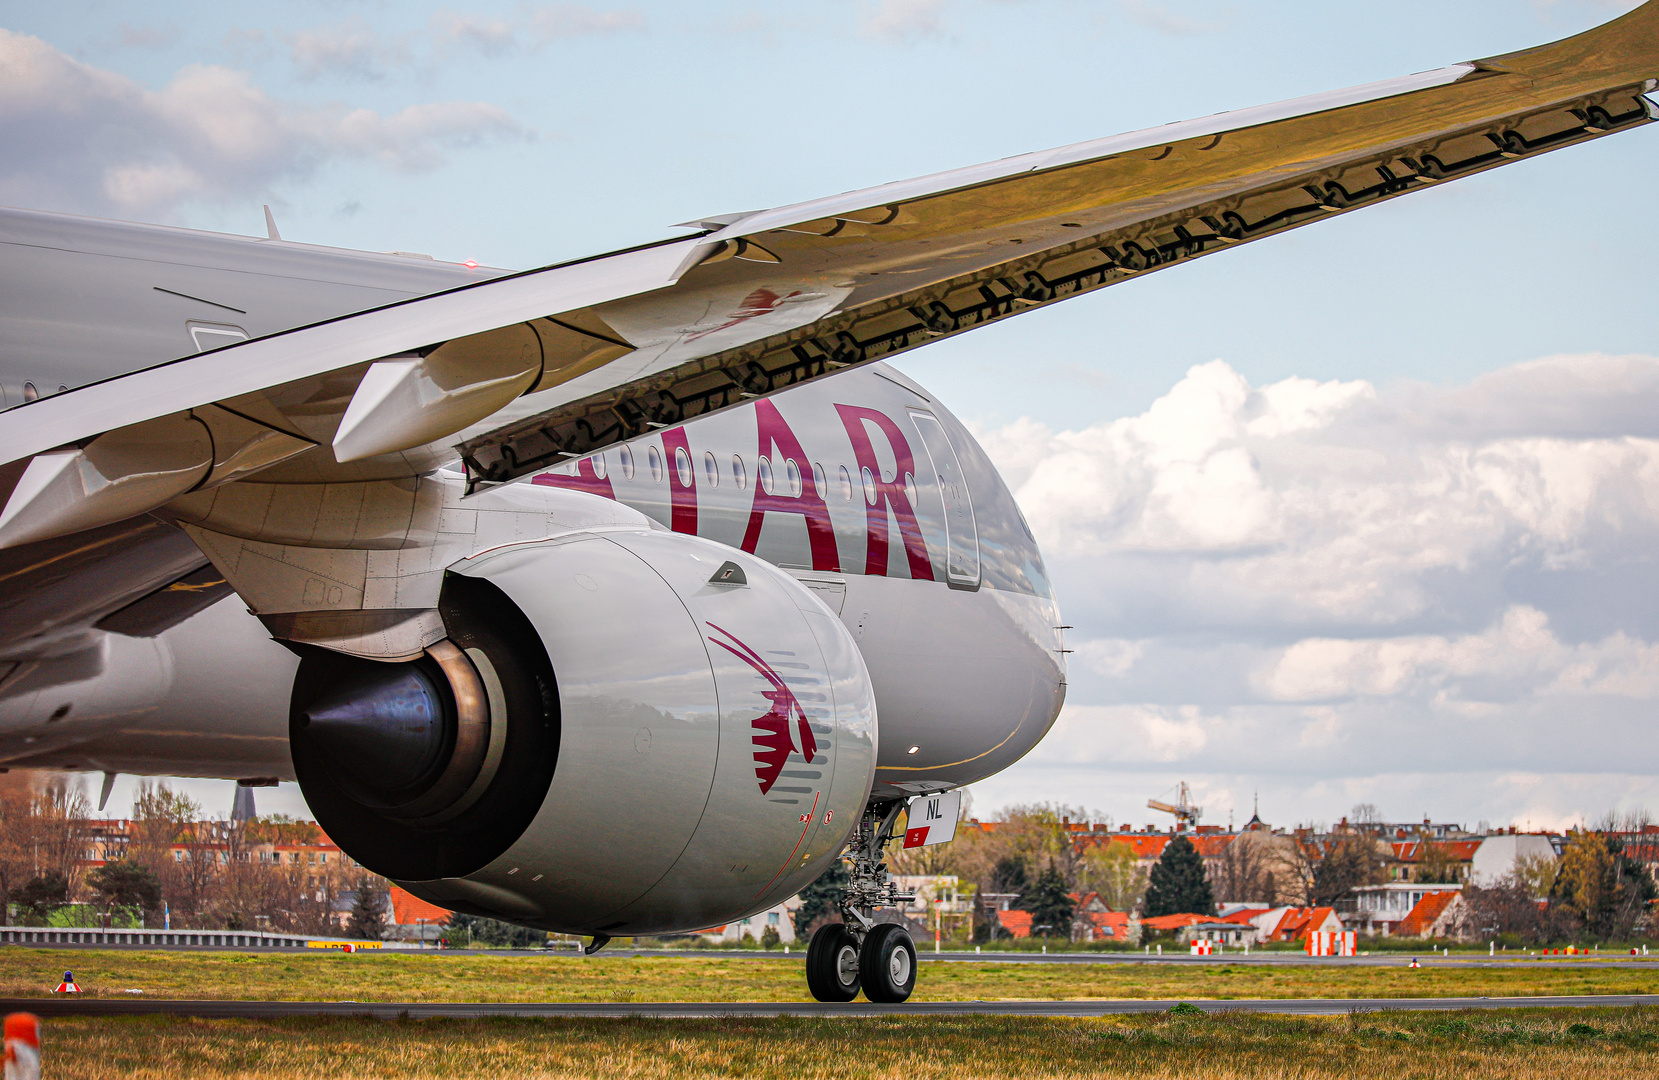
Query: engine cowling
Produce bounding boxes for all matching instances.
[290,517,876,936]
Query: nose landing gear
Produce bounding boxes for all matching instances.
[805,799,920,1004]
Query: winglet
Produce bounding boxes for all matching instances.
[263,205,281,241]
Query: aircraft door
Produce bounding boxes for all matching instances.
[907,410,979,589]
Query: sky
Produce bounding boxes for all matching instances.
[5,0,1657,833]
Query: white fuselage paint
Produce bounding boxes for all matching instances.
[0,365,1066,800]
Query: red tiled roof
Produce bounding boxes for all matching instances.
[1220,908,1270,925]
[1140,913,1213,931]
[1398,891,1459,937]
[997,910,1033,937]
[390,886,451,926]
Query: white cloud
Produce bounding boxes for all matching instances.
[1120,0,1228,37]
[861,0,949,42]
[974,353,1659,824]
[0,30,525,219]
[431,4,645,58]
[288,18,413,80]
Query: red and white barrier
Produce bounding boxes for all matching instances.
[5,1013,40,1080]
[1190,941,1215,956]
[52,972,78,994]
[1304,931,1356,957]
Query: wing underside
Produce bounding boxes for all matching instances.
[0,3,1656,658]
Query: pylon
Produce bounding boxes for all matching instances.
[51,972,78,994]
[4,1012,40,1080]
[1408,958,1420,969]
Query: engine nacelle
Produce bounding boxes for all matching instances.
[290,509,876,936]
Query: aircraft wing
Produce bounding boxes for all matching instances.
[3,3,1658,552]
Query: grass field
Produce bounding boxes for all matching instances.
[34,1008,1659,1079]
[1,949,1654,1002]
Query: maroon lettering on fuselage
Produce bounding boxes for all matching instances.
[531,456,613,498]
[834,403,935,581]
[661,427,698,536]
[529,400,939,581]
[739,399,840,573]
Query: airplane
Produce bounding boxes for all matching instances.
[1,5,1656,1003]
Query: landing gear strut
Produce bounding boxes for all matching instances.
[805,799,919,1003]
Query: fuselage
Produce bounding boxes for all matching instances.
[0,206,1066,800]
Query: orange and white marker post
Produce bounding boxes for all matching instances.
[52,972,78,994]
[4,1013,40,1080]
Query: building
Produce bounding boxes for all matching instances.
[1468,834,1557,886]
[1348,883,1465,936]
[1396,890,1465,940]
[1255,906,1342,943]
[699,897,802,945]
[387,886,450,943]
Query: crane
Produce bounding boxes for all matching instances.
[1148,782,1202,831]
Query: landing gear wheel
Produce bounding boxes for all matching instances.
[859,923,917,1003]
[806,924,862,1002]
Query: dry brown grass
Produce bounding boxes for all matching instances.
[34,1008,1659,1079]
[0,949,1653,1003]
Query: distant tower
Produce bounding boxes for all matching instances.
[231,785,256,823]
[1244,791,1264,831]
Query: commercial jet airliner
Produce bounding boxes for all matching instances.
[0,5,1655,1003]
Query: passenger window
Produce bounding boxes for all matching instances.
[758,455,774,495]
[647,446,663,482]
[860,466,876,504]
[732,455,747,490]
[592,452,607,480]
[704,451,719,488]
[785,458,802,497]
[839,465,853,502]
[674,446,692,487]
[812,462,827,499]
[620,445,635,480]
[22,382,37,402]
[903,472,917,507]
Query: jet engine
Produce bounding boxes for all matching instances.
[289,525,876,936]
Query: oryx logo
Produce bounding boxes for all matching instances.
[706,622,819,795]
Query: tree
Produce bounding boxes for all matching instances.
[1142,836,1214,917]
[445,913,546,948]
[1457,877,1546,944]
[1209,833,1280,904]
[13,873,68,925]
[794,861,849,938]
[1416,843,1462,884]
[347,876,386,940]
[1077,841,1146,913]
[1311,837,1383,907]
[88,860,162,921]
[1552,831,1656,941]
[760,925,781,949]
[1018,864,1075,939]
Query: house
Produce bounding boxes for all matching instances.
[1468,834,1557,886]
[1257,906,1342,943]
[1396,890,1464,940]
[386,886,450,943]
[1349,883,1464,936]
[1079,910,1134,942]
[996,909,1033,938]
[1139,912,1216,938]
[1179,921,1252,947]
[699,897,802,945]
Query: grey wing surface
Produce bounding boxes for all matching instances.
[1,2,1657,640]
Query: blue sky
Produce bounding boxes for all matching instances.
[7,0,1658,831]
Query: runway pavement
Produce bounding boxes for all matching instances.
[7,994,1657,1020]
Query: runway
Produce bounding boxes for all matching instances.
[8,994,1657,1020]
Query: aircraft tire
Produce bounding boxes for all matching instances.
[859,923,917,1003]
[805,924,861,1003]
